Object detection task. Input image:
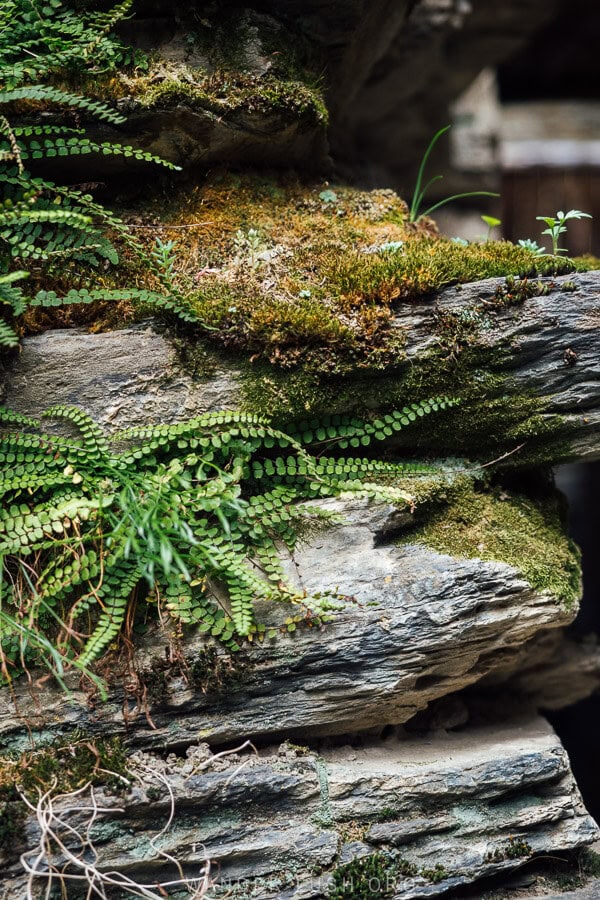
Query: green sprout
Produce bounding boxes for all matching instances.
[481,214,501,242]
[517,238,546,256]
[536,209,592,256]
[409,124,499,223]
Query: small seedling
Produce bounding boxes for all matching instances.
[151,237,177,288]
[233,227,264,268]
[409,124,499,223]
[319,189,338,204]
[481,214,501,242]
[535,209,592,256]
[378,240,404,252]
[518,238,546,256]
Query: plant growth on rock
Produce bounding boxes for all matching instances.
[0,398,456,687]
[0,0,196,347]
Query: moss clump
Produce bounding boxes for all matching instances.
[0,734,130,802]
[141,645,254,705]
[329,852,417,899]
[29,170,593,385]
[137,67,328,125]
[150,172,575,376]
[329,852,450,898]
[420,864,449,883]
[399,482,581,609]
[0,799,25,852]
[485,836,533,863]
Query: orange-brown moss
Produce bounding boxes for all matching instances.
[25,171,582,376]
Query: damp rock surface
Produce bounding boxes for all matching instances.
[0,716,596,899]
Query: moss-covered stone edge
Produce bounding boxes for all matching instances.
[397,479,581,610]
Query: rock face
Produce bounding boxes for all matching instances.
[398,270,600,462]
[87,0,564,185]
[0,496,579,750]
[332,0,565,185]
[0,325,240,431]
[1,716,597,899]
[45,0,567,182]
[5,270,600,462]
[3,3,600,895]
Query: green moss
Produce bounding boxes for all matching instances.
[420,864,449,883]
[189,236,568,375]
[170,335,220,378]
[485,836,533,862]
[137,67,328,125]
[0,734,130,802]
[0,799,25,853]
[398,482,581,609]
[392,351,569,465]
[329,853,418,899]
[29,170,591,469]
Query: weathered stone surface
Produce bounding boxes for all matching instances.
[32,2,571,183]
[4,271,599,461]
[0,497,577,750]
[485,630,600,711]
[1,716,596,899]
[530,883,600,900]
[80,102,330,176]
[0,325,240,431]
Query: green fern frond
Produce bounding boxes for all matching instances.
[0,86,125,125]
[0,396,459,681]
[78,562,140,666]
[0,318,19,346]
[41,405,110,459]
[30,287,200,322]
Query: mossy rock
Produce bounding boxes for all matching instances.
[24,171,599,465]
[398,481,581,610]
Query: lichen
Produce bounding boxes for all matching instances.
[398,482,581,609]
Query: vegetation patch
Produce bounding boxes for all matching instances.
[328,851,449,898]
[0,398,457,689]
[0,734,129,801]
[80,171,582,378]
[136,65,328,126]
[485,836,533,863]
[398,481,581,609]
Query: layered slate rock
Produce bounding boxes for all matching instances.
[5,270,600,462]
[1,717,596,899]
[41,0,567,183]
[0,496,579,750]
[0,325,240,431]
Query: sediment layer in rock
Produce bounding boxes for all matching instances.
[1,716,596,900]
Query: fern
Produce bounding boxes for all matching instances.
[0,399,459,683]
[0,0,147,91]
[0,0,189,347]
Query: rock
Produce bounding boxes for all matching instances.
[1,716,597,899]
[530,883,600,900]
[0,495,578,750]
[332,0,565,186]
[485,631,600,711]
[0,325,240,431]
[4,270,599,463]
[76,101,330,177]
[24,2,571,183]
[392,271,600,462]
